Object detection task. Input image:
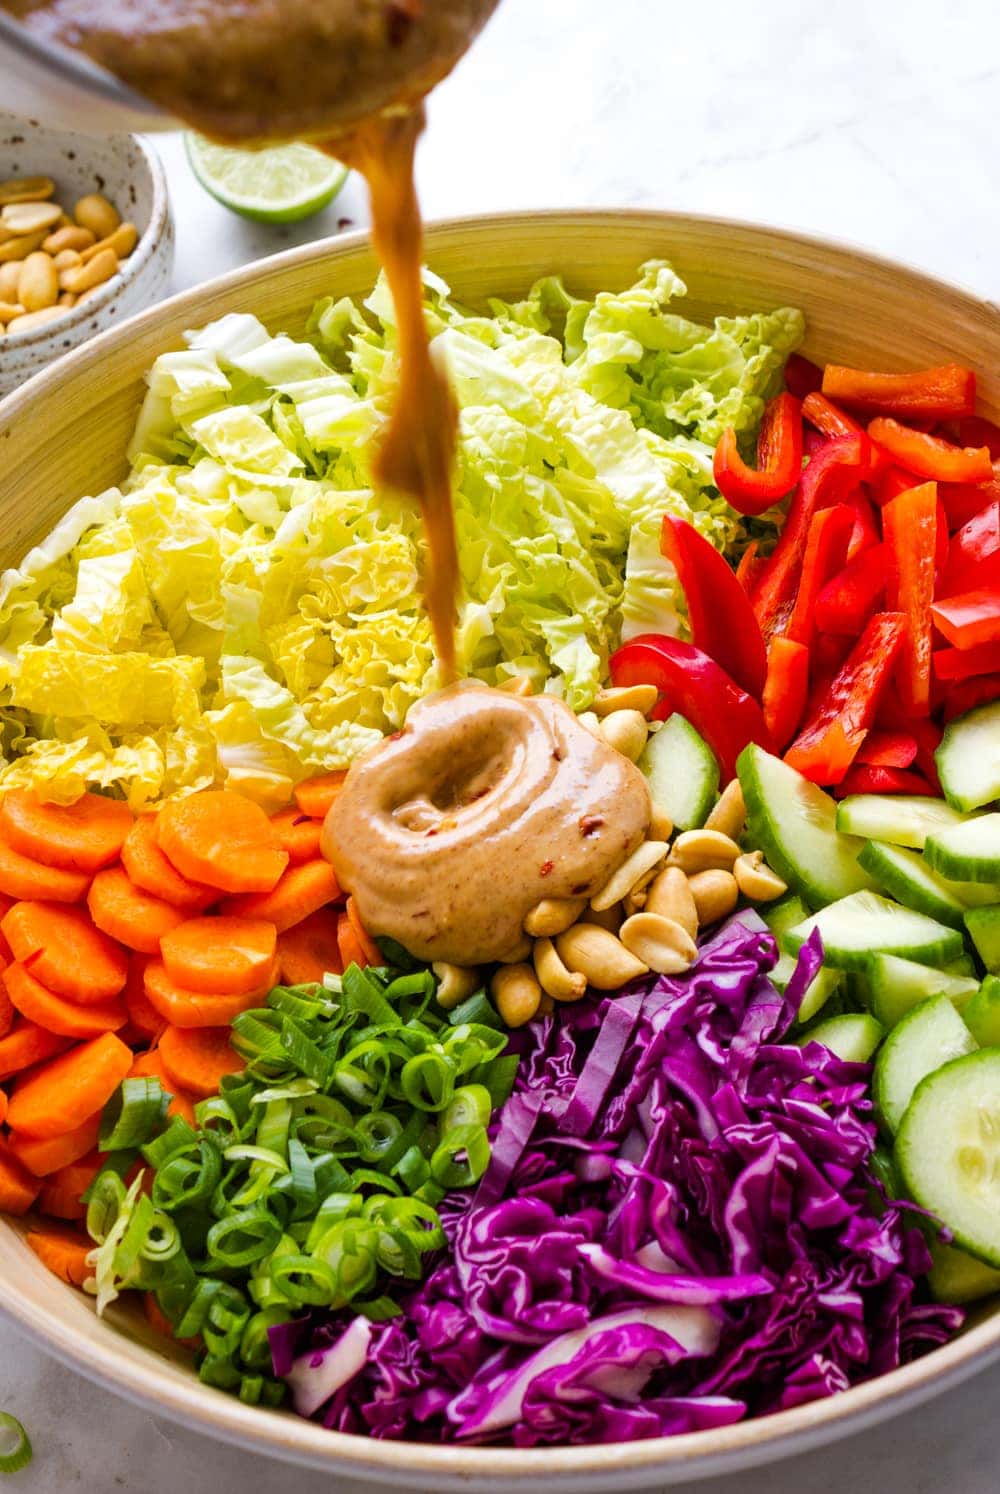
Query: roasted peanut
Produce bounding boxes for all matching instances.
[18,252,58,312]
[622,887,646,916]
[81,221,138,264]
[52,249,82,272]
[73,193,120,240]
[592,683,658,718]
[1,201,62,236]
[490,963,542,1027]
[533,937,587,1002]
[0,176,55,205]
[670,828,742,875]
[645,865,699,941]
[0,263,21,300]
[496,674,534,697]
[0,231,47,264]
[59,247,118,295]
[432,961,480,1011]
[620,912,698,974]
[688,869,739,926]
[599,708,649,762]
[42,225,96,256]
[734,850,787,902]
[648,804,674,842]
[705,779,747,840]
[523,897,587,939]
[556,923,648,989]
[496,932,533,964]
[590,839,668,912]
[7,306,66,335]
[0,302,24,325]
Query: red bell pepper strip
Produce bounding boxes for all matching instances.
[872,464,919,507]
[933,641,1000,682]
[938,502,1000,596]
[751,434,880,639]
[784,612,908,785]
[814,543,887,636]
[883,481,938,716]
[801,392,863,440]
[713,393,803,516]
[762,638,810,751]
[735,540,763,594]
[947,415,1000,460]
[875,689,942,790]
[784,353,823,400]
[835,764,936,798]
[930,591,1000,651]
[786,504,855,646]
[939,472,1000,530]
[855,728,918,769]
[609,635,773,782]
[821,363,976,420]
[659,516,768,699]
[934,496,950,571]
[869,417,993,485]
[843,488,880,558]
[941,673,1000,722]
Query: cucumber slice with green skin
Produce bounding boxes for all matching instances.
[927,1238,1000,1304]
[865,952,979,1029]
[963,977,1000,1046]
[925,813,1000,883]
[857,840,970,930]
[787,891,963,972]
[639,714,719,832]
[872,995,977,1135]
[945,954,977,978]
[798,1012,883,1063]
[936,700,1000,813]
[896,1049,1000,1267]
[836,794,968,850]
[763,894,810,944]
[772,950,843,1023]
[965,907,1000,973]
[737,745,873,909]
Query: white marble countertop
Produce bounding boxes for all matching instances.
[3,0,999,1487]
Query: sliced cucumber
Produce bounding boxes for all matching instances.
[858,840,969,930]
[772,951,843,1023]
[963,977,1000,1046]
[965,907,1000,973]
[799,1011,883,1063]
[928,1238,1000,1304]
[737,745,873,909]
[925,813,1000,883]
[865,952,979,1029]
[936,700,1000,813]
[836,793,968,850]
[945,953,978,978]
[639,714,719,832]
[787,891,963,972]
[896,1050,1000,1267]
[872,995,977,1135]
[763,894,810,943]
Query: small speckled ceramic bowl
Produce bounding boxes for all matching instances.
[0,114,172,396]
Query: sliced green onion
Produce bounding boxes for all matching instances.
[384,971,434,1001]
[341,965,396,1026]
[152,1139,222,1213]
[431,1124,490,1188]
[240,1307,291,1371]
[304,1192,364,1253]
[446,991,502,1029]
[199,1355,242,1390]
[79,1149,136,1204]
[269,1252,340,1307]
[175,1278,223,1339]
[100,1077,169,1150]
[255,1098,292,1160]
[400,1051,455,1112]
[477,1052,519,1109]
[251,1078,319,1104]
[280,1017,331,1086]
[193,1096,245,1144]
[355,1111,403,1163]
[311,1220,377,1299]
[393,1145,430,1191]
[222,1145,289,1174]
[443,1083,492,1133]
[207,1206,283,1268]
[85,1169,126,1244]
[0,1413,32,1474]
[139,1211,181,1266]
[356,1294,402,1321]
[141,1116,199,1170]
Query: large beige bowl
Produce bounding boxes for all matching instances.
[0,212,999,1490]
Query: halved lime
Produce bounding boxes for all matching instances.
[185,134,349,224]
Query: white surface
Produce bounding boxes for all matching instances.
[3,0,999,1487]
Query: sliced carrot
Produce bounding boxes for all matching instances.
[0,1138,42,1215]
[144,959,276,1030]
[0,972,13,1040]
[121,816,218,912]
[0,830,90,903]
[270,807,323,864]
[2,902,128,1003]
[0,789,132,873]
[7,1113,101,1177]
[277,907,343,986]
[156,791,288,895]
[25,1226,93,1287]
[158,1025,244,1099]
[292,772,348,820]
[160,916,277,995]
[123,954,164,1042]
[4,961,127,1040]
[337,916,370,973]
[88,866,187,953]
[129,1048,197,1125]
[345,897,383,966]
[0,1021,71,1082]
[220,860,341,933]
[6,1032,132,1139]
[38,1152,101,1220]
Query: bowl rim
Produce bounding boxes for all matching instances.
[0,127,170,349]
[1,207,999,1485]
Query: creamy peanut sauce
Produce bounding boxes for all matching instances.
[323,685,652,965]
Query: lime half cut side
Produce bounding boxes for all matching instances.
[185,135,349,223]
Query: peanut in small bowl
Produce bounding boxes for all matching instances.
[0,114,172,397]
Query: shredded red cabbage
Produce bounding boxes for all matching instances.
[269,912,962,1446]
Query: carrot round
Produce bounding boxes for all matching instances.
[0,974,13,1041]
[158,1025,244,1099]
[0,831,90,903]
[156,791,288,895]
[277,907,343,986]
[7,1112,101,1177]
[0,789,132,873]
[123,954,164,1042]
[2,901,128,1004]
[88,866,187,953]
[0,1138,42,1215]
[38,1152,100,1220]
[4,961,127,1040]
[25,1226,93,1287]
[220,860,341,933]
[121,816,218,912]
[129,1048,197,1125]
[292,772,348,820]
[0,1022,71,1082]
[270,808,323,864]
[160,916,277,995]
[6,1031,132,1139]
[345,897,382,966]
[144,959,275,1030]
